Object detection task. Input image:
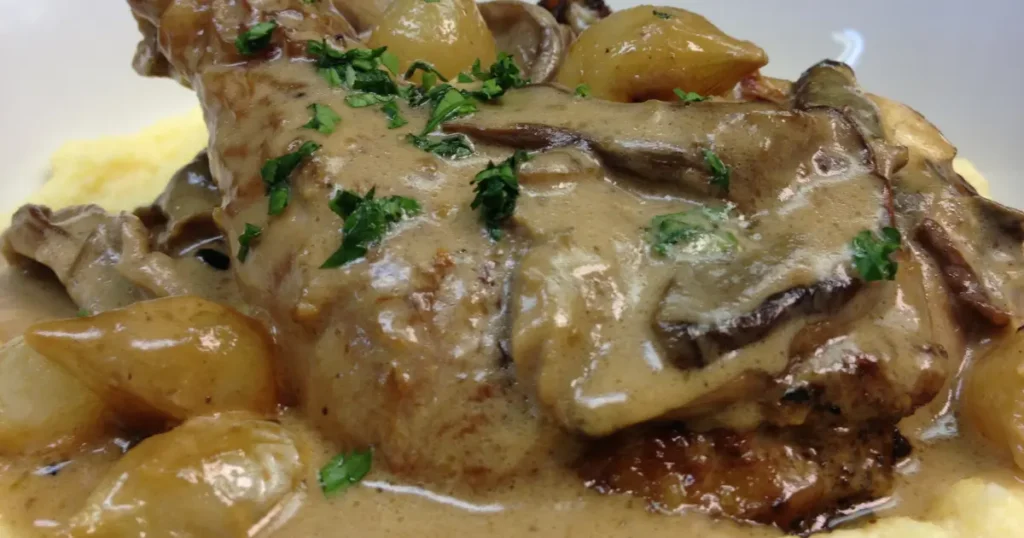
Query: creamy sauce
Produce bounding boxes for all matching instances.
[0,263,1018,537]
[3,2,1024,536]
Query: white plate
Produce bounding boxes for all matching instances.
[2,1,1022,206]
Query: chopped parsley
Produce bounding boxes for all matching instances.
[470,150,531,240]
[261,141,320,215]
[421,88,478,134]
[673,88,706,102]
[648,206,738,257]
[237,223,263,262]
[704,149,730,192]
[322,188,421,268]
[380,51,400,75]
[851,227,902,281]
[304,104,341,134]
[457,72,474,83]
[424,0,441,3]
[319,450,372,496]
[307,41,397,94]
[345,93,394,108]
[468,53,529,100]
[76,308,91,318]
[575,84,592,98]
[382,100,408,129]
[653,10,672,19]
[235,21,277,55]
[196,248,231,270]
[403,61,449,83]
[407,134,474,159]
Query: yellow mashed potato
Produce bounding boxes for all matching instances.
[2,112,1021,538]
[0,108,207,227]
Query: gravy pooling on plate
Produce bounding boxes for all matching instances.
[2,1,1024,536]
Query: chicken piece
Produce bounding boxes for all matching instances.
[129,0,567,485]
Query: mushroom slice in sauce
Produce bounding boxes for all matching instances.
[538,0,611,35]
[480,1,571,83]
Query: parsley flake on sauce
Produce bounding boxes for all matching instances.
[307,41,397,94]
[237,224,263,262]
[673,88,706,102]
[470,150,531,240]
[382,100,408,129]
[407,134,474,159]
[261,141,320,215]
[403,61,449,83]
[851,227,902,281]
[322,188,421,268]
[235,21,277,55]
[704,149,730,192]
[303,104,341,134]
[653,10,672,19]
[469,53,529,101]
[648,207,737,257]
[345,93,394,108]
[575,84,592,98]
[380,51,401,76]
[421,88,478,135]
[319,450,372,497]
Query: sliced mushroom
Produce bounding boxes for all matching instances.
[480,1,571,83]
[4,205,168,312]
[538,0,611,35]
[916,218,1012,327]
[134,151,222,256]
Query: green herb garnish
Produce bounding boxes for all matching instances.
[457,72,474,83]
[407,134,474,159]
[653,10,672,19]
[345,93,394,108]
[851,227,902,281]
[261,142,320,215]
[575,84,592,98]
[304,104,341,134]
[382,100,408,129]
[421,88,478,134]
[307,41,396,93]
[673,88,706,102]
[322,188,421,268]
[470,150,530,240]
[76,308,91,318]
[704,149,730,192]
[469,53,529,100]
[648,207,737,257]
[380,51,400,75]
[403,61,449,83]
[237,223,263,262]
[319,450,372,496]
[235,21,277,55]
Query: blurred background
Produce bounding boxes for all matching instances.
[2,0,1021,205]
